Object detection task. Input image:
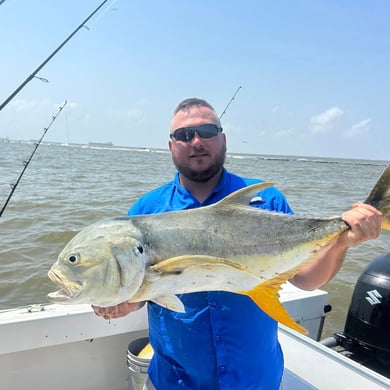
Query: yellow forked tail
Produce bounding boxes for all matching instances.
[239,262,312,334]
[243,277,308,334]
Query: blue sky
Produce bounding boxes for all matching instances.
[1,0,389,160]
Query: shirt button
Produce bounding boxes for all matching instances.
[219,366,226,373]
[216,335,221,342]
[209,301,217,307]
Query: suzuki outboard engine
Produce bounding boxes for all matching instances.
[336,252,390,376]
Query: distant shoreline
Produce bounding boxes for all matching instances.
[1,138,387,165]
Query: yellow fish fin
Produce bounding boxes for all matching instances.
[240,270,308,334]
[151,255,247,274]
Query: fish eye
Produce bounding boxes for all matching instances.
[67,253,80,265]
[134,244,144,255]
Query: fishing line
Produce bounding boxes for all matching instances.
[62,105,78,230]
[220,86,242,119]
[0,101,68,218]
[85,0,119,29]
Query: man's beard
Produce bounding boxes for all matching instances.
[172,146,226,183]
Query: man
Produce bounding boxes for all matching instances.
[94,98,382,389]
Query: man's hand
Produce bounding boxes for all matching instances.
[92,301,146,320]
[339,203,382,248]
[290,203,382,290]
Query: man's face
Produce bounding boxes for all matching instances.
[169,106,226,183]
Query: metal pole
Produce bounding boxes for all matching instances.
[220,86,242,119]
[0,0,109,111]
[0,100,68,218]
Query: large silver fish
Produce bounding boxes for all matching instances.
[48,164,390,333]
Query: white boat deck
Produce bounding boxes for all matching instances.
[0,286,389,389]
[280,325,390,389]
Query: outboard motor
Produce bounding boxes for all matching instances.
[323,252,390,377]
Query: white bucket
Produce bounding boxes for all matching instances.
[127,337,152,390]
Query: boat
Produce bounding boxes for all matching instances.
[1,2,389,388]
[1,275,389,390]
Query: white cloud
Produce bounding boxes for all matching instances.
[65,100,78,110]
[343,118,371,138]
[309,107,344,134]
[8,98,52,112]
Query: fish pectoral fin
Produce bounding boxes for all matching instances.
[240,271,308,334]
[144,256,261,310]
[150,255,248,274]
[150,294,185,312]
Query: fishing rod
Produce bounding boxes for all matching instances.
[0,0,110,112]
[0,100,68,218]
[219,86,242,119]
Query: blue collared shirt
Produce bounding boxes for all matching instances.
[128,169,293,390]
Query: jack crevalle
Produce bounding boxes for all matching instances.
[48,164,390,333]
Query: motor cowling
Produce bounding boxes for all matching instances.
[342,252,390,363]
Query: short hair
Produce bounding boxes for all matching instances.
[173,98,217,115]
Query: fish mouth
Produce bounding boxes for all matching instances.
[47,270,82,302]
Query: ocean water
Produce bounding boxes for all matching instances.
[0,141,388,338]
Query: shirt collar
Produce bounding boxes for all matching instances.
[173,168,228,205]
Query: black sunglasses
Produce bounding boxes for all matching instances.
[170,124,223,142]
